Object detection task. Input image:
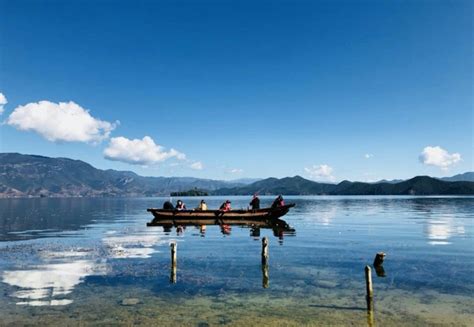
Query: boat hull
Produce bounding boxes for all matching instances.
[146,203,295,226]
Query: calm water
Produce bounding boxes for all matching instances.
[0,196,473,326]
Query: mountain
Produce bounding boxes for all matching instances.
[214,176,335,195]
[214,175,474,196]
[440,172,474,182]
[331,176,474,195]
[0,153,246,197]
[1,153,473,197]
[373,172,474,184]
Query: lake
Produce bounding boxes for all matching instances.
[0,196,473,326]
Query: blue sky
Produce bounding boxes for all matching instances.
[0,0,472,181]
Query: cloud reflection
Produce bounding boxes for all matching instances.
[3,258,106,306]
[103,232,164,259]
[425,215,466,246]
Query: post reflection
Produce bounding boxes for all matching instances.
[262,263,269,289]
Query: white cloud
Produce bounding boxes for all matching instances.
[190,161,204,170]
[229,168,243,174]
[364,153,374,159]
[0,92,7,115]
[304,164,335,182]
[6,100,117,143]
[104,136,186,165]
[419,146,461,170]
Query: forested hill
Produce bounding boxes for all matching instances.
[1,153,473,197]
[214,175,474,196]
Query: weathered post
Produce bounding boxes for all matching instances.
[373,252,386,267]
[365,265,374,324]
[261,237,269,265]
[367,306,375,327]
[171,242,177,266]
[373,252,386,277]
[170,242,177,283]
[365,265,373,298]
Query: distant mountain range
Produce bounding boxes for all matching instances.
[373,172,474,184]
[0,153,473,197]
[439,172,474,182]
[214,175,474,196]
[0,153,250,197]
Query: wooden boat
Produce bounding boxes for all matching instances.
[146,203,295,226]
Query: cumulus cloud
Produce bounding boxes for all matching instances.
[364,154,374,159]
[6,100,117,143]
[190,161,204,170]
[104,136,186,165]
[304,164,335,182]
[229,168,243,174]
[0,92,7,114]
[419,146,461,170]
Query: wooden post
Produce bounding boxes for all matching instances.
[365,265,374,324]
[374,252,386,278]
[171,242,177,265]
[365,265,373,298]
[367,306,375,327]
[261,237,269,265]
[170,242,177,283]
[373,252,386,267]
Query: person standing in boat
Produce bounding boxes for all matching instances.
[176,199,187,210]
[249,194,260,210]
[196,200,208,211]
[271,195,285,208]
[220,200,232,211]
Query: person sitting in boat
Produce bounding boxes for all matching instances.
[249,194,260,210]
[271,195,285,208]
[176,200,187,211]
[196,200,208,211]
[163,201,174,210]
[220,200,232,211]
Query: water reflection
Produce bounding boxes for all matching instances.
[0,198,132,241]
[403,198,468,247]
[103,231,164,259]
[2,250,106,306]
[2,219,164,306]
[424,213,466,245]
[2,230,166,306]
[148,218,296,241]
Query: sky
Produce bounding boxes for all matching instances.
[0,0,472,182]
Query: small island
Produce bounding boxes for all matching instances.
[170,189,209,197]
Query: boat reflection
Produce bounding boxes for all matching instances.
[149,218,296,240]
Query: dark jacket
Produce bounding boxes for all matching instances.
[163,201,174,210]
[250,197,260,209]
